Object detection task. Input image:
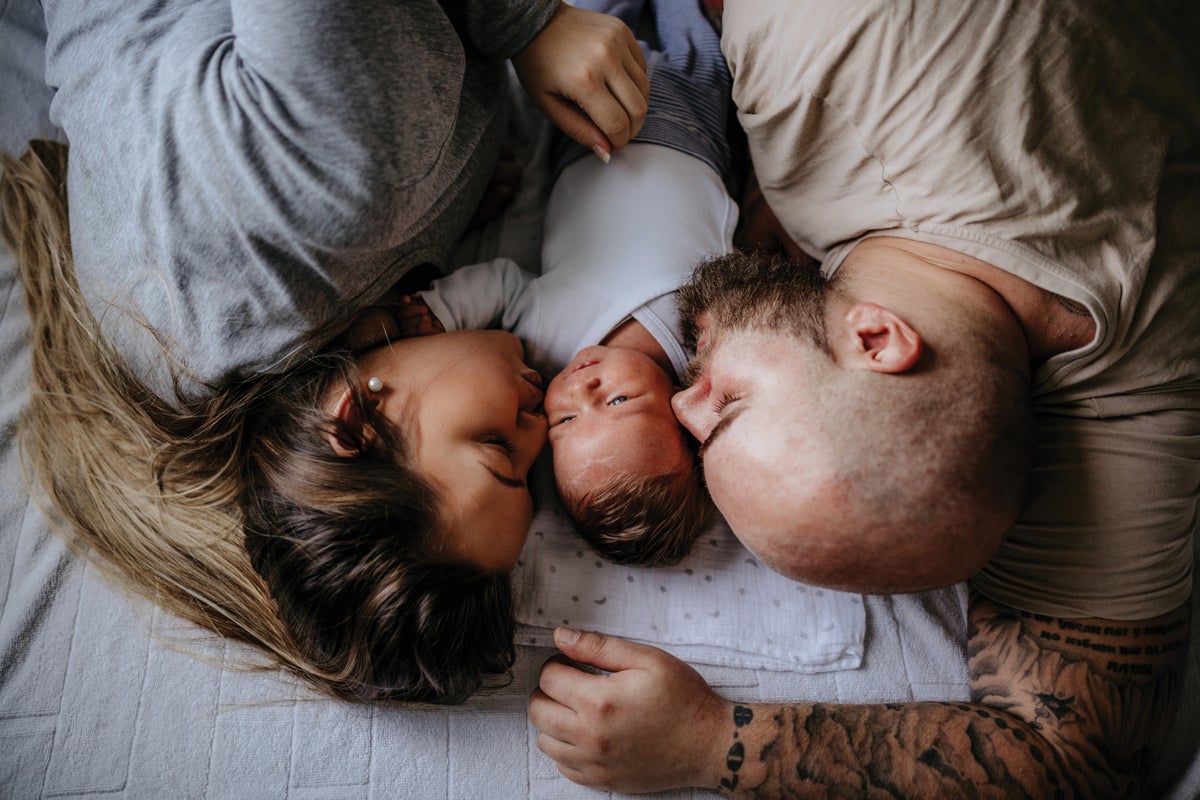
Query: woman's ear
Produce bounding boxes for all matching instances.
[843,302,923,373]
[327,385,377,457]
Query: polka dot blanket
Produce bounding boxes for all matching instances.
[512,464,866,672]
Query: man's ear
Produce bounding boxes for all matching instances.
[327,385,377,457]
[843,302,923,373]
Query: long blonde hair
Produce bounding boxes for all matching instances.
[3,140,292,652]
[2,141,516,702]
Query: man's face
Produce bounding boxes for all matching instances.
[671,319,842,579]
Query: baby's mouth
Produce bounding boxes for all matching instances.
[571,359,599,374]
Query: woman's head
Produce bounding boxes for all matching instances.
[327,329,548,571]
[4,140,547,705]
[241,328,548,702]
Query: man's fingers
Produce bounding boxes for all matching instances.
[536,652,606,711]
[553,626,650,673]
[535,733,600,790]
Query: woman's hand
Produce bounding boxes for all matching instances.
[512,3,650,161]
[528,627,728,794]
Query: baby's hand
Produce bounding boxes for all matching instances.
[395,295,445,338]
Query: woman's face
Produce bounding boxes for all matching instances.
[349,330,548,571]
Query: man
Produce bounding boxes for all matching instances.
[528,0,1198,795]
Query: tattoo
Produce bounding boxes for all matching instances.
[718,595,1186,798]
[720,705,754,791]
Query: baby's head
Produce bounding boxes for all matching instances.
[545,345,713,566]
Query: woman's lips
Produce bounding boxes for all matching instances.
[522,370,543,390]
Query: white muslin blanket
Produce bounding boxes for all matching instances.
[511,470,866,672]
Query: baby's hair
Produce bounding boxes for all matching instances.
[2,139,516,704]
[564,451,712,567]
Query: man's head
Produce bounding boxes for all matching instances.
[672,247,1034,593]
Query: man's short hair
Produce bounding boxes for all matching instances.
[679,250,837,356]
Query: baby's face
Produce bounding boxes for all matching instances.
[545,345,689,495]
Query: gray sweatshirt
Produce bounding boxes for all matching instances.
[40,0,557,399]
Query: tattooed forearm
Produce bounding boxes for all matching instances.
[720,700,1059,798]
[719,705,754,791]
[715,594,1188,799]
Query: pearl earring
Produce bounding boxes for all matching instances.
[367,376,384,393]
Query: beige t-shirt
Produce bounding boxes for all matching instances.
[723,0,1200,619]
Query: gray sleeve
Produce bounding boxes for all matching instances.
[460,0,560,60]
[421,258,537,333]
[38,0,552,399]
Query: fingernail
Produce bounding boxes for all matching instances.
[591,145,610,164]
[556,626,580,647]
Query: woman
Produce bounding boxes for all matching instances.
[2,0,647,703]
[3,141,554,702]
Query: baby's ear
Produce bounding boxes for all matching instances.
[327,385,377,457]
[843,302,923,373]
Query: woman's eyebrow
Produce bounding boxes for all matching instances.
[482,464,526,489]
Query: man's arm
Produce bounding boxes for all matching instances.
[530,592,1189,797]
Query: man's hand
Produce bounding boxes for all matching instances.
[512,3,649,161]
[528,627,727,794]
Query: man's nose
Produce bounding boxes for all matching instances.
[670,384,713,441]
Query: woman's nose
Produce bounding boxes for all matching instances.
[670,384,713,441]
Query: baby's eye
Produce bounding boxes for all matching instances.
[552,415,575,427]
[607,396,628,406]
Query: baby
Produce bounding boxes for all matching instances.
[398,0,735,565]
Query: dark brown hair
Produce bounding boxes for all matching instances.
[562,439,712,567]
[678,249,837,357]
[3,140,516,705]
[236,354,518,703]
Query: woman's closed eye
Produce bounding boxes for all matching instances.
[483,434,516,455]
